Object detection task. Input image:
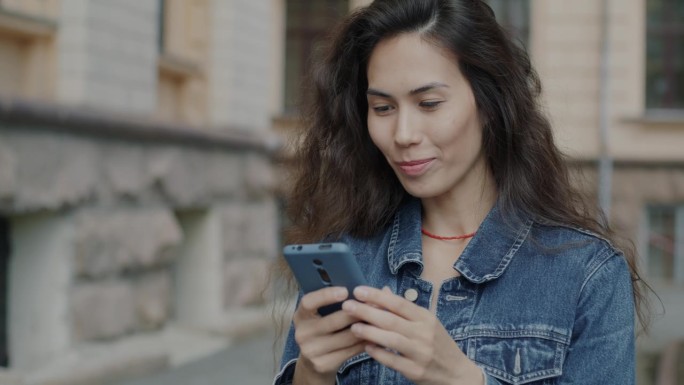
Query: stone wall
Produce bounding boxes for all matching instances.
[0,101,279,371]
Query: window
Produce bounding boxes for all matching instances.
[284,0,349,113]
[155,0,206,125]
[646,0,684,110]
[0,1,57,101]
[486,0,531,50]
[645,205,684,284]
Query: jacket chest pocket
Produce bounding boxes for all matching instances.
[468,332,568,385]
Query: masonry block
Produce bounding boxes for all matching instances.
[242,199,279,257]
[148,148,210,206]
[133,270,172,331]
[71,281,136,342]
[10,133,99,211]
[205,152,243,197]
[102,144,148,198]
[244,153,275,197]
[221,203,245,257]
[224,258,271,308]
[222,199,279,260]
[73,210,182,278]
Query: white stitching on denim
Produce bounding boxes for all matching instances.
[446,295,468,301]
[272,358,298,385]
[387,211,402,273]
[514,348,522,375]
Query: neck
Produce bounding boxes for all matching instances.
[421,165,497,236]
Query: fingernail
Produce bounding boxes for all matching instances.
[382,286,391,292]
[351,323,362,333]
[335,287,348,300]
[354,286,368,300]
[342,300,356,312]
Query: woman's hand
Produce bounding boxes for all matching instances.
[342,286,484,385]
[292,286,366,385]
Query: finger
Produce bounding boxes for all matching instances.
[342,299,411,334]
[308,342,366,374]
[317,307,360,334]
[302,328,364,357]
[365,344,425,381]
[297,287,349,319]
[350,322,412,355]
[353,286,421,321]
[294,308,359,345]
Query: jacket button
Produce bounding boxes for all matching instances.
[403,288,419,302]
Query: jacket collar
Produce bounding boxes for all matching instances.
[386,198,534,284]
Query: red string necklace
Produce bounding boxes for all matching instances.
[421,227,476,241]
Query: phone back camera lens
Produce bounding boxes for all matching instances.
[297,245,302,251]
[317,268,331,284]
[313,258,322,266]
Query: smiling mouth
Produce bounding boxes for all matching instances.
[396,158,435,176]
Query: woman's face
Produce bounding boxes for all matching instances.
[366,33,486,200]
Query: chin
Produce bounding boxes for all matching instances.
[399,181,441,199]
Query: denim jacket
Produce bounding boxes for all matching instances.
[273,198,635,385]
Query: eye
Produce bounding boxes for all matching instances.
[371,104,395,115]
[419,100,444,110]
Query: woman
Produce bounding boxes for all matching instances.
[274,0,646,384]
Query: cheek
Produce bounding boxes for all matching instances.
[367,122,389,152]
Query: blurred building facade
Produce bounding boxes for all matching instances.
[277,0,684,384]
[0,0,282,383]
[1,0,682,384]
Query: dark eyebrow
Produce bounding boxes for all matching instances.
[366,82,449,98]
[366,88,392,98]
[409,82,449,95]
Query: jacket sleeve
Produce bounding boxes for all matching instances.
[558,252,636,384]
[272,320,300,385]
[272,295,342,385]
[272,322,343,385]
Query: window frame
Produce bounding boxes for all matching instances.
[642,204,684,285]
[645,0,684,111]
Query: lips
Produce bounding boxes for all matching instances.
[395,158,435,176]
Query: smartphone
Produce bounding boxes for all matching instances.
[283,242,368,316]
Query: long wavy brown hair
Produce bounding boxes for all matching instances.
[279,0,650,331]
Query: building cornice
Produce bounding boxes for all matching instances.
[0,98,279,154]
[0,6,57,38]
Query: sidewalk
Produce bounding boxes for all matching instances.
[111,330,281,385]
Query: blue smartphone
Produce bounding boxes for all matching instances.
[283,242,368,316]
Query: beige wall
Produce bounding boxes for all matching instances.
[532,0,603,159]
[350,0,373,9]
[533,0,684,162]
[0,34,24,98]
[270,0,286,117]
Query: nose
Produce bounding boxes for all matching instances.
[394,108,421,147]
